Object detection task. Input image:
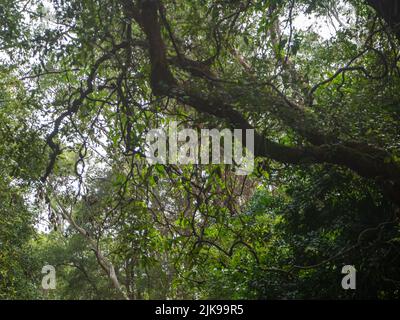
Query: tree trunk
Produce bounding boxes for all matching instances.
[367,0,400,40]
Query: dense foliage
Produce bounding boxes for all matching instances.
[0,0,400,299]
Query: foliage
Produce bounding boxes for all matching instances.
[0,0,400,299]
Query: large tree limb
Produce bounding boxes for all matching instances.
[125,0,400,205]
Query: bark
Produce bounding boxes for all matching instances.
[367,0,400,40]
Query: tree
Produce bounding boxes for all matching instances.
[1,0,400,299]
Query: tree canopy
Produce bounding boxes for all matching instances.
[0,0,400,299]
